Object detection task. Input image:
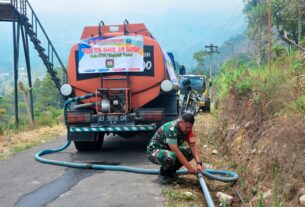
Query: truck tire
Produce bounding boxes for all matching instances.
[74,132,105,152]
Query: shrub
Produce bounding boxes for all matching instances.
[273,45,287,59]
[290,95,305,114]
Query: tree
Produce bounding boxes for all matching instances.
[243,0,269,64]
[191,68,207,75]
[18,81,34,128]
[193,50,208,73]
[272,0,305,44]
[0,96,5,115]
[33,68,64,113]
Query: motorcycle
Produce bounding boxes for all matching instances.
[179,78,200,116]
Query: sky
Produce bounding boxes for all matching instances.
[0,0,245,72]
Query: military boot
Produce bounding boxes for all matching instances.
[158,167,172,185]
[169,161,183,181]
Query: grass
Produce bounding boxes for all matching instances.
[214,52,305,117]
[272,164,286,207]
[0,153,7,160]
[0,107,63,136]
[289,95,305,114]
[162,186,201,207]
[251,186,258,196]
[0,124,66,160]
[13,143,37,153]
[236,165,245,175]
[163,187,197,202]
[228,160,237,168]
[258,193,264,207]
[0,106,65,159]
[273,165,279,207]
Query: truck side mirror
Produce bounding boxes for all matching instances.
[180,65,186,75]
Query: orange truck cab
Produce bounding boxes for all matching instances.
[61,21,180,151]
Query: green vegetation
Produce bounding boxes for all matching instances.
[258,193,264,207]
[290,95,305,113]
[162,187,198,207]
[251,186,258,195]
[13,143,36,153]
[214,51,304,117]
[228,160,237,168]
[272,0,305,44]
[273,165,279,207]
[0,68,64,135]
[192,50,208,75]
[243,0,305,64]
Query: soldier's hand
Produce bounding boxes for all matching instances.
[187,165,197,174]
[196,164,203,173]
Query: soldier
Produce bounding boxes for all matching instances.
[147,113,203,184]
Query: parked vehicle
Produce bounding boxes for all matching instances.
[61,21,180,151]
[178,75,211,112]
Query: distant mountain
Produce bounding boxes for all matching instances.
[0,11,245,87]
[0,33,247,95]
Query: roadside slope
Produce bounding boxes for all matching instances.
[211,52,305,206]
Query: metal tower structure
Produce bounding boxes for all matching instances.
[0,0,67,127]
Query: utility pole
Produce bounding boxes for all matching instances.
[268,0,272,72]
[297,0,303,44]
[205,44,219,101]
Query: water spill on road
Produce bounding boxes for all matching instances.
[15,168,99,207]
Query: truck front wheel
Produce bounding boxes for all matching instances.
[74,132,105,152]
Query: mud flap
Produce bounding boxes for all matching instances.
[68,131,96,141]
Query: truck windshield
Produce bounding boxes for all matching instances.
[179,77,205,87]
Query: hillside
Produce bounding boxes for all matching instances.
[211,52,305,206]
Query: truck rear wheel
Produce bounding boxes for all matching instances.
[74,132,105,152]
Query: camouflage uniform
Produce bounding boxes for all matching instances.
[147,120,195,171]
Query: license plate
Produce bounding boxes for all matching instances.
[98,114,135,126]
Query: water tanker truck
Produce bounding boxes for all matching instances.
[60,21,180,151]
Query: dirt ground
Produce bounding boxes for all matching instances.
[212,91,305,207]
[0,124,66,159]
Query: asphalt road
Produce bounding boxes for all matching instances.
[0,134,164,207]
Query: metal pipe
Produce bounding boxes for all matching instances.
[123,19,129,35]
[197,172,215,207]
[73,102,95,110]
[98,20,105,37]
[21,22,34,122]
